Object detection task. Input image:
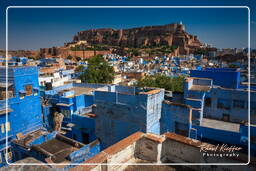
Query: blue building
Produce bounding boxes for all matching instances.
[160,67,256,156]
[94,85,164,149]
[42,83,166,150]
[190,68,241,89]
[0,66,43,166]
[0,66,102,168]
[190,68,255,124]
[42,83,108,144]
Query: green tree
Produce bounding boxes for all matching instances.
[28,56,35,60]
[67,55,73,60]
[79,55,115,83]
[75,65,85,72]
[136,74,184,93]
[228,64,239,68]
[194,49,207,55]
[76,56,82,61]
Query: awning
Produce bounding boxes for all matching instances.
[0,108,13,115]
[0,82,13,88]
[33,87,39,91]
[56,103,73,107]
[19,90,26,94]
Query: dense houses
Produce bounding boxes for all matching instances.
[0,50,255,170]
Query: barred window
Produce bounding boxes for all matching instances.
[217,98,231,110]
[233,100,245,109]
[25,85,33,96]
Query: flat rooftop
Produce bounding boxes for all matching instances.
[71,132,254,171]
[37,138,78,163]
[200,118,240,133]
[0,157,52,171]
[71,86,96,96]
[12,130,85,164]
[12,129,49,147]
[189,85,211,91]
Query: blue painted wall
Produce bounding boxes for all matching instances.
[160,102,192,136]
[0,66,43,166]
[94,87,164,149]
[190,68,240,89]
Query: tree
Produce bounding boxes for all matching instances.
[194,49,207,55]
[228,64,239,68]
[67,55,73,60]
[79,55,115,83]
[28,56,35,60]
[76,56,82,61]
[75,65,85,72]
[136,74,184,93]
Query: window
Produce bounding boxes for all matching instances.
[1,124,4,133]
[0,85,14,100]
[72,134,77,140]
[251,101,256,115]
[175,122,188,136]
[251,136,256,144]
[25,85,33,96]
[0,153,2,163]
[19,92,25,99]
[0,90,5,100]
[217,98,231,110]
[82,132,89,144]
[6,122,10,132]
[205,98,211,107]
[4,148,12,161]
[233,100,245,109]
[61,109,71,118]
[222,113,230,122]
[33,88,38,96]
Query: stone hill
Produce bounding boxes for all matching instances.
[72,23,202,55]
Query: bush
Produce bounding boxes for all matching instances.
[136,74,184,93]
[79,55,115,83]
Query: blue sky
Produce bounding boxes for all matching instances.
[0,0,255,50]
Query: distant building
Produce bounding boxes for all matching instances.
[39,69,75,88]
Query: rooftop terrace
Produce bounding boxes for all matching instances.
[72,132,255,171]
[12,129,95,165]
[200,118,240,133]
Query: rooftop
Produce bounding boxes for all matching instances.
[72,132,254,171]
[12,130,86,164]
[36,138,78,163]
[12,129,49,148]
[0,157,52,171]
[71,86,96,96]
[189,85,211,91]
[200,118,240,133]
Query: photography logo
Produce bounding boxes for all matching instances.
[198,144,242,158]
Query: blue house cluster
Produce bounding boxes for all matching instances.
[0,66,255,168]
[0,67,100,168]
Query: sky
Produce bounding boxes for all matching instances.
[0,0,255,50]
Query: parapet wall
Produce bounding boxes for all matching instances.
[72,132,255,171]
[190,69,240,89]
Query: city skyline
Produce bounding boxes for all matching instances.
[3,7,251,50]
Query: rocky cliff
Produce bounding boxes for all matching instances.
[72,23,202,55]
